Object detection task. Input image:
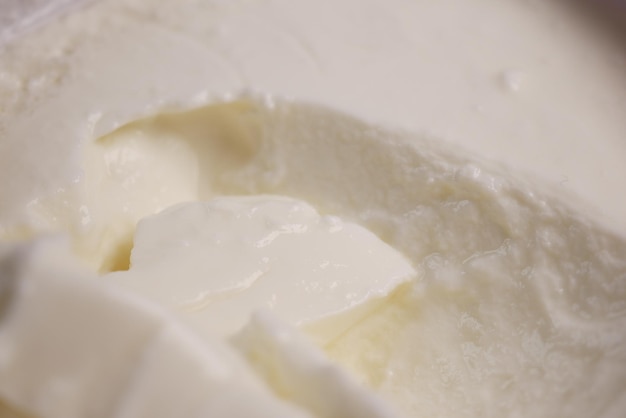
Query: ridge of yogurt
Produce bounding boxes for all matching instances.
[1,0,626,232]
[0,0,625,417]
[1,97,625,417]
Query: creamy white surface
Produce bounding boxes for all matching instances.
[2,98,625,417]
[0,0,625,417]
[0,234,400,418]
[0,238,311,418]
[106,195,415,342]
[0,0,626,232]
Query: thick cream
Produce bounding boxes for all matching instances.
[0,0,625,417]
[0,232,402,418]
[1,0,626,233]
[2,98,625,417]
[106,195,415,343]
[0,238,310,418]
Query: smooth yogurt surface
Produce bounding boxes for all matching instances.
[0,0,626,232]
[0,0,625,417]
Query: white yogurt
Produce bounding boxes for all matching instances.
[0,0,625,417]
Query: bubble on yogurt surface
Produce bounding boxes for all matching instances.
[497,70,527,94]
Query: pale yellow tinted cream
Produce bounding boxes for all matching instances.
[0,0,625,417]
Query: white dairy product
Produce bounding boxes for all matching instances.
[0,231,404,418]
[106,195,415,342]
[0,238,312,418]
[1,0,626,233]
[0,0,625,418]
[232,311,398,418]
[1,97,623,418]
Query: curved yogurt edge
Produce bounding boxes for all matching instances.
[1,96,624,417]
[1,0,626,233]
[0,0,626,416]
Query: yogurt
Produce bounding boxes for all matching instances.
[0,0,625,417]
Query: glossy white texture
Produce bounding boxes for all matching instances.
[106,195,415,342]
[0,238,312,418]
[0,0,625,417]
[0,0,625,233]
[12,97,622,417]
